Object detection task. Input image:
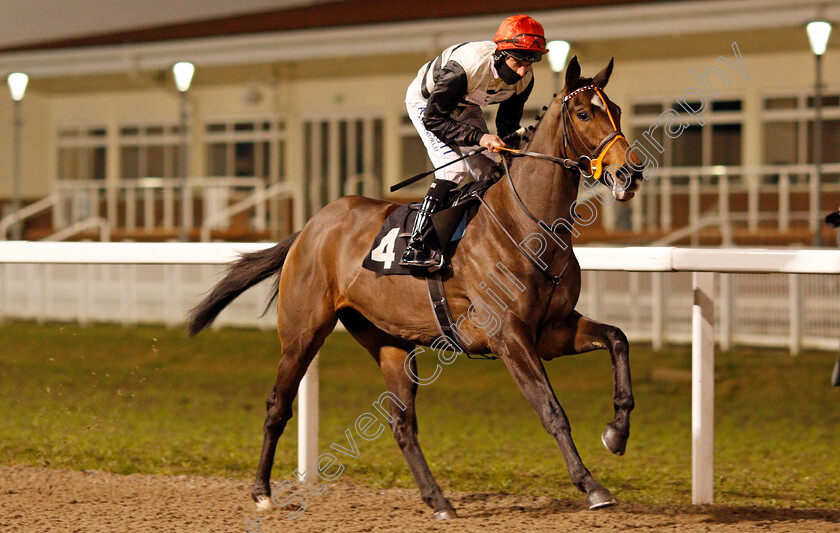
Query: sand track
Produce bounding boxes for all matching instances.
[0,465,837,533]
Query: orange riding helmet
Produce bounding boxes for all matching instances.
[493,15,549,62]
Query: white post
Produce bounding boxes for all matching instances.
[788,274,802,356]
[748,171,759,233]
[689,174,700,237]
[328,119,340,201]
[719,273,732,352]
[692,271,715,504]
[810,167,819,236]
[652,272,665,350]
[779,171,790,233]
[589,271,602,318]
[297,353,319,480]
[632,193,643,233]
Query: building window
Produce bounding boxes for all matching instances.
[301,115,383,217]
[57,125,108,180]
[118,122,183,179]
[203,118,285,179]
[629,97,743,167]
[762,91,840,165]
[762,91,840,184]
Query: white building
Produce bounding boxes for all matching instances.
[1,0,838,243]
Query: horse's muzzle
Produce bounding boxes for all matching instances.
[605,165,643,202]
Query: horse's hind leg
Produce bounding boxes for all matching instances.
[536,311,634,456]
[252,310,337,509]
[340,310,457,519]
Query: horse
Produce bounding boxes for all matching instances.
[188,56,644,519]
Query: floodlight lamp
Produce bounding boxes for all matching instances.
[807,21,832,56]
[546,40,571,73]
[173,62,195,92]
[7,72,28,102]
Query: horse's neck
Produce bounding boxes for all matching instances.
[493,105,579,232]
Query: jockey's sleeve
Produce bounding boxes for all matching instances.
[496,77,533,142]
[422,61,486,147]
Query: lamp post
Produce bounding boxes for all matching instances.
[7,72,28,240]
[546,40,571,94]
[173,61,195,242]
[807,21,831,246]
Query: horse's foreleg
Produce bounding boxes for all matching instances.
[536,311,634,456]
[493,318,617,510]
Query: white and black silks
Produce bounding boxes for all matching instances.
[405,41,533,183]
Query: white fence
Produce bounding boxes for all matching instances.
[626,163,840,235]
[5,162,840,241]
[3,247,840,354]
[1,242,840,506]
[0,178,304,242]
[53,177,268,233]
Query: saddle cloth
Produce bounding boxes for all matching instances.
[361,179,494,275]
[361,202,472,275]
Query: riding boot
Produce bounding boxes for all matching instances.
[400,179,455,268]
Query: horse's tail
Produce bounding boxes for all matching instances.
[187,231,300,337]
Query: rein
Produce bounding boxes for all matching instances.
[470,84,624,285]
[472,156,571,285]
[496,146,579,170]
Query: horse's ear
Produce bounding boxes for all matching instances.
[564,55,581,90]
[593,57,614,89]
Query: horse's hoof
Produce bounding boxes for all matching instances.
[586,488,618,510]
[255,495,273,512]
[432,509,458,520]
[601,424,627,456]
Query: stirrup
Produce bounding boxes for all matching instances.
[399,244,438,268]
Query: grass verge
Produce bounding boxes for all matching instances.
[1,321,838,508]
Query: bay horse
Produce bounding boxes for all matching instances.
[188,56,644,518]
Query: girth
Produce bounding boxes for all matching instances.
[426,272,496,360]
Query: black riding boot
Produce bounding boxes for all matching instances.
[400,179,455,268]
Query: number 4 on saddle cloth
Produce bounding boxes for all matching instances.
[363,179,493,276]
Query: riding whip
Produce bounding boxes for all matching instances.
[390,127,526,192]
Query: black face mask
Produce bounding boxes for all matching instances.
[494,52,522,85]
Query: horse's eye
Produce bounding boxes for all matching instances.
[577,111,590,121]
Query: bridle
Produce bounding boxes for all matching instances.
[495,84,627,182]
[474,84,628,284]
[560,84,627,182]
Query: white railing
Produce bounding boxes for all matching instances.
[7,163,839,241]
[200,181,304,242]
[1,243,839,506]
[631,163,840,235]
[4,246,839,352]
[53,177,267,236]
[0,193,59,240]
[41,217,110,242]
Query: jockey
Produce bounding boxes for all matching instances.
[400,14,549,268]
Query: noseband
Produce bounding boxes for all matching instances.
[561,84,627,181]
